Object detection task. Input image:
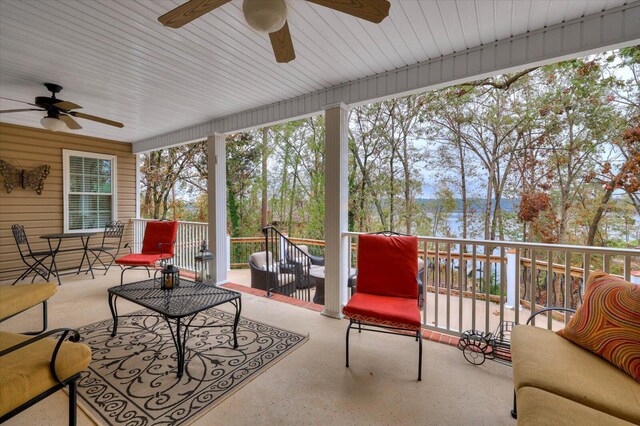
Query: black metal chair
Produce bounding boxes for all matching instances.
[87,221,125,275]
[11,224,56,285]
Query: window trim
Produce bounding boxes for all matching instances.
[63,149,118,233]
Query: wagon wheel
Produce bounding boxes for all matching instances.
[463,341,487,365]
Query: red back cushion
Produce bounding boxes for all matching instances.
[356,234,418,299]
[141,221,178,256]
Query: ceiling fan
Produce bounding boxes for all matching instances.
[158,0,391,63]
[0,83,124,132]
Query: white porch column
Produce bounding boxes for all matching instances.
[135,154,141,219]
[323,103,350,318]
[207,133,228,285]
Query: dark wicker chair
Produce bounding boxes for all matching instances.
[249,251,296,296]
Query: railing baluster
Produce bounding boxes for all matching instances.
[530,249,537,327]
[446,243,451,331]
[624,255,631,282]
[500,246,505,330]
[458,243,464,333]
[485,244,490,333]
[514,249,520,325]
[434,242,440,329]
[583,253,590,300]
[547,250,553,330]
[564,251,572,324]
[471,244,477,331]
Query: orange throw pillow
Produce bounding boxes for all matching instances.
[557,271,640,382]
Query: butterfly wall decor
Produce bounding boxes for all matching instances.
[0,159,51,195]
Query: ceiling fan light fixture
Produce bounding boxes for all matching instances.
[41,116,66,132]
[243,0,287,33]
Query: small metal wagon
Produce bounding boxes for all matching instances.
[457,321,515,366]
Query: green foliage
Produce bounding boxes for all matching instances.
[139,49,639,249]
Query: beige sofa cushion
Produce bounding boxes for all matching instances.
[0,283,57,321]
[517,386,634,426]
[512,325,640,424]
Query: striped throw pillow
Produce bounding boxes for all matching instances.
[557,271,640,382]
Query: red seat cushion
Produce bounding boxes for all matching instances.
[356,234,418,298]
[116,253,162,266]
[342,293,421,330]
[141,221,178,256]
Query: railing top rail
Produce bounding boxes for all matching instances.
[130,218,209,226]
[342,231,640,256]
[288,237,325,246]
[230,237,265,243]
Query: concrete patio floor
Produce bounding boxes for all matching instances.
[1,270,515,425]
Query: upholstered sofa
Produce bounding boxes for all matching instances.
[511,272,640,425]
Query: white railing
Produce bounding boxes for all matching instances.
[131,218,208,272]
[344,232,640,336]
[130,218,639,336]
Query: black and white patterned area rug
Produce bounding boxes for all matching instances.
[75,309,307,425]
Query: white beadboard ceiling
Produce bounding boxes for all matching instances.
[0,0,636,145]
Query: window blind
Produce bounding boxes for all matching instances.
[68,155,113,230]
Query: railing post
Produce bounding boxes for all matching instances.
[263,227,272,298]
[227,235,231,272]
[506,249,520,310]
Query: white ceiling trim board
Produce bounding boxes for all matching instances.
[132,2,640,153]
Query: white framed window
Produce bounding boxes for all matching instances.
[63,150,117,233]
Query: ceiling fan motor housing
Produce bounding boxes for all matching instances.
[35,96,62,109]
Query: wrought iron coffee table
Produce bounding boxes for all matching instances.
[108,279,242,378]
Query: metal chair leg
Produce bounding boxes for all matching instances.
[23,301,48,335]
[345,319,352,368]
[68,378,78,426]
[417,329,422,381]
[511,390,517,419]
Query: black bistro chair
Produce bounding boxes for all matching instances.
[11,224,56,285]
[87,221,125,275]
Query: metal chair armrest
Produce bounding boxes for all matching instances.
[123,242,133,254]
[0,328,81,384]
[526,307,576,325]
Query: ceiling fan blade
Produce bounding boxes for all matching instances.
[269,21,295,63]
[306,0,390,23]
[158,0,232,28]
[59,114,83,130]
[53,100,83,110]
[0,108,44,114]
[70,112,124,128]
[0,96,38,107]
